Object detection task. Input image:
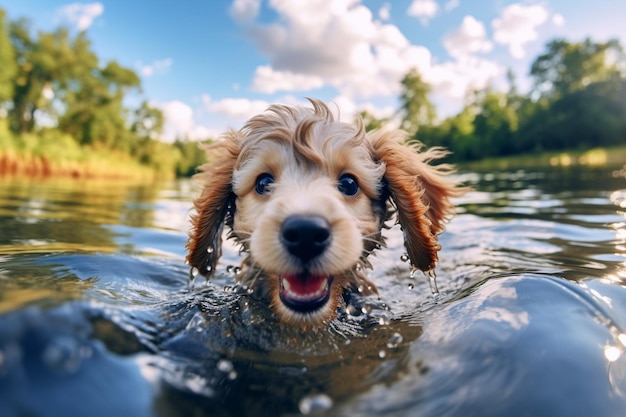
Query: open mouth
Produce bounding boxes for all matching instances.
[279,273,332,313]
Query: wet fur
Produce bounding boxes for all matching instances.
[186,99,465,327]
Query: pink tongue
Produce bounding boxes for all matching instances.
[284,274,327,295]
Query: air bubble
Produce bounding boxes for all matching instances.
[407,283,414,290]
[400,253,409,262]
[299,393,333,415]
[217,359,234,373]
[386,332,403,349]
[378,350,387,359]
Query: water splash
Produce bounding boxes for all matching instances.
[299,393,333,415]
[424,269,440,296]
[386,332,403,349]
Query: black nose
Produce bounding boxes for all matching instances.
[280,215,331,263]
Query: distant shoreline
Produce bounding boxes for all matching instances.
[0,150,164,181]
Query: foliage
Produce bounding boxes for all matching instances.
[0,10,17,103]
[0,7,215,179]
[399,68,436,135]
[410,37,626,162]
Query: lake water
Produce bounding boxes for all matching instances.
[1,163,626,417]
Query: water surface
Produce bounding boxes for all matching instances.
[1,164,626,417]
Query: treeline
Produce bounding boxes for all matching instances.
[2,6,625,180]
[386,38,626,162]
[0,8,206,179]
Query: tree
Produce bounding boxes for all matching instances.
[357,110,388,132]
[0,8,17,104]
[399,68,436,135]
[531,37,625,102]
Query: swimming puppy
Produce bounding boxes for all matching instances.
[186,99,464,327]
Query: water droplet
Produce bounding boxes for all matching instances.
[407,283,414,290]
[355,263,362,271]
[186,312,207,331]
[346,304,360,317]
[361,305,372,315]
[299,393,333,415]
[233,266,241,275]
[378,312,391,326]
[206,246,214,254]
[226,265,234,273]
[424,269,439,296]
[357,285,364,293]
[386,332,403,349]
[217,359,234,373]
[400,253,409,262]
[378,350,387,359]
[228,370,238,380]
[190,267,199,278]
[205,265,212,273]
[246,287,254,294]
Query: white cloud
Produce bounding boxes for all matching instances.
[229,0,506,120]
[428,56,505,101]
[155,100,218,142]
[407,0,438,24]
[492,3,549,59]
[202,95,272,121]
[137,58,173,77]
[444,16,492,58]
[56,2,104,31]
[552,13,565,27]
[379,3,391,21]
[229,0,261,23]
[252,66,324,93]
[444,0,460,12]
[236,0,436,99]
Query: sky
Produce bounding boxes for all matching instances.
[2,0,626,142]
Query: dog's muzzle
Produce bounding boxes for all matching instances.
[278,215,333,312]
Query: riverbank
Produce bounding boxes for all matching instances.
[0,124,172,181]
[458,146,626,171]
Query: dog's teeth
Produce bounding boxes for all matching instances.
[282,277,291,293]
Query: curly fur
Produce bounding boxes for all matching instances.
[186,99,466,327]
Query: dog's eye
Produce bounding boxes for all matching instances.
[255,173,274,195]
[337,174,359,196]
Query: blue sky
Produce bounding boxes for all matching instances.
[3,0,626,141]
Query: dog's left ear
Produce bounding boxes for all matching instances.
[368,129,466,272]
[186,132,240,277]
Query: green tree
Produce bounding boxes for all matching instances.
[357,110,388,132]
[399,68,436,135]
[531,37,625,102]
[0,8,17,104]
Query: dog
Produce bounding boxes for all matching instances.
[186,99,465,327]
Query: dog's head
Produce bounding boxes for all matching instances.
[187,99,464,327]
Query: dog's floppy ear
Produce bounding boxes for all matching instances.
[368,129,465,272]
[186,132,240,277]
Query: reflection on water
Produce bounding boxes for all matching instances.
[0,164,625,417]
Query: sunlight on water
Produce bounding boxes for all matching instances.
[1,166,626,417]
